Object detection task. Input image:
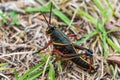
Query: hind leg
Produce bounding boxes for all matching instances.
[72,44,93,72]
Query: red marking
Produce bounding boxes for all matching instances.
[53,49,64,55]
[89,56,93,72]
[68,34,78,40]
[39,40,52,51]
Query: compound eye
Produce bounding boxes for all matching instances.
[46,27,49,31]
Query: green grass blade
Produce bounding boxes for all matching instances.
[97,21,109,57]
[14,69,19,80]
[0,68,13,71]
[0,13,7,23]
[53,9,70,25]
[18,62,45,80]
[25,5,71,26]
[102,34,108,57]
[107,38,120,52]
[48,62,55,80]
[9,11,20,25]
[93,0,109,21]
[25,6,50,13]
[106,0,116,16]
[110,65,117,80]
[76,9,97,25]
[102,35,109,57]
[57,61,62,72]
[39,52,49,61]
[26,69,44,80]
[0,63,8,66]
[93,0,104,13]
[9,11,18,18]
[0,23,2,27]
[76,30,98,44]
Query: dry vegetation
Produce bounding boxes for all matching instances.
[0,0,120,80]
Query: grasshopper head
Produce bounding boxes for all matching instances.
[46,24,55,35]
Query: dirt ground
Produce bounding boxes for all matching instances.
[0,0,120,80]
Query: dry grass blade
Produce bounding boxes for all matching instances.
[0,0,120,80]
[107,56,120,65]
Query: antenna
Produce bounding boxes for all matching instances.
[49,3,53,25]
[42,13,50,27]
[40,2,53,27]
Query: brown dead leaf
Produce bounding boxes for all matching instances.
[105,22,120,35]
[107,56,120,65]
[105,22,116,30]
